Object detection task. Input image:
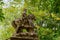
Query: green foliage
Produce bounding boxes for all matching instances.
[24,0,60,13]
[37,27,54,40]
[0,9,4,21]
[52,0,60,13]
[0,1,4,21]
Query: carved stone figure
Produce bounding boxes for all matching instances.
[7,9,38,40]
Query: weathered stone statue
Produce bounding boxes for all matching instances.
[7,9,38,40]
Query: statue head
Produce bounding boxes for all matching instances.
[22,8,27,17]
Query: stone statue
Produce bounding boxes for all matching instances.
[7,9,38,40]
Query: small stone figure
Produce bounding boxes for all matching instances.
[8,9,38,40]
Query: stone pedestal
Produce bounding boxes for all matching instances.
[10,32,38,40]
[10,27,38,40]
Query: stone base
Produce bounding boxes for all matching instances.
[9,32,38,40]
[10,37,38,40]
